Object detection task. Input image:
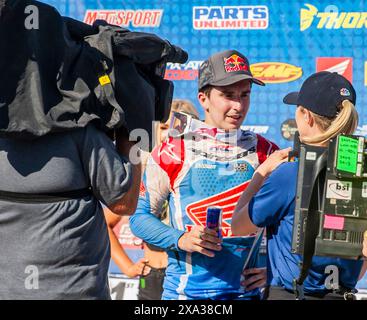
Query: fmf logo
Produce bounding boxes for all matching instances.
[83,9,163,27]
[224,54,248,73]
[193,6,269,30]
[316,58,353,82]
[164,61,203,81]
[250,62,302,83]
[301,4,367,31]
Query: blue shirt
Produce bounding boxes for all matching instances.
[248,162,363,294]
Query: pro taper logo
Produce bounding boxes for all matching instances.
[250,62,302,83]
[300,4,367,31]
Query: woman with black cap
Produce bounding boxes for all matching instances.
[231,71,366,300]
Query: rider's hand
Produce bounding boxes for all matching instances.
[178,225,222,257]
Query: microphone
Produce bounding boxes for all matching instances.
[288,130,300,162]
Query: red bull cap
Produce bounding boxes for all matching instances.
[198,50,265,90]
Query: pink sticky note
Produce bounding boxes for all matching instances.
[323,215,345,230]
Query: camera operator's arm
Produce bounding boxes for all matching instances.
[79,125,141,216]
[108,132,141,216]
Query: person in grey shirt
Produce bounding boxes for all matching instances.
[0,124,141,299]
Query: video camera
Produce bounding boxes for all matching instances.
[292,133,367,259]
[291,133,367,297]
[0,1,188,150]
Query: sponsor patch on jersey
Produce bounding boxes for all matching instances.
[234,163,249,172]
[194,163,217,169]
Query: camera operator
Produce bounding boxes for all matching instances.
[0,126,141,299]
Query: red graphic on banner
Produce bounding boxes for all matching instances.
[316,57,353,83]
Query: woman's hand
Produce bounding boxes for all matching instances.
[125,258,151,278]
[255,147,292,178]
[363,231,367,257]
[241,267,267,291]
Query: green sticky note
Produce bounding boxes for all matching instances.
[337,136,359,174]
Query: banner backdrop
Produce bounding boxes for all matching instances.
[42,0,367,149]
[41,0,367,295]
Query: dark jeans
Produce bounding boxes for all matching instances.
[265,286,357,300]
[138,267,166,300]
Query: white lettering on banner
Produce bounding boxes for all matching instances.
[84,10,163,27]
[193,6,269,30]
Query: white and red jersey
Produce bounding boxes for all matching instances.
[130,127,278,300]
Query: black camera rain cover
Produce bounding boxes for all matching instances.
[0,0,186,142]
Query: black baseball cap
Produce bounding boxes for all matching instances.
[283,71,356,118]
[198,50,265,91]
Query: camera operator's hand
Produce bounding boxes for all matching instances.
[255,147,291,178]
[363,231,367,257]
[178,225,222,258]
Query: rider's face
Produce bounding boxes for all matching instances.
[199,80,251,130]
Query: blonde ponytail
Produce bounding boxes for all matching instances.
[302,100,359,145]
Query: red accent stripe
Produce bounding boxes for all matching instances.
[256,134,279,164]
[151,137,185,191]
